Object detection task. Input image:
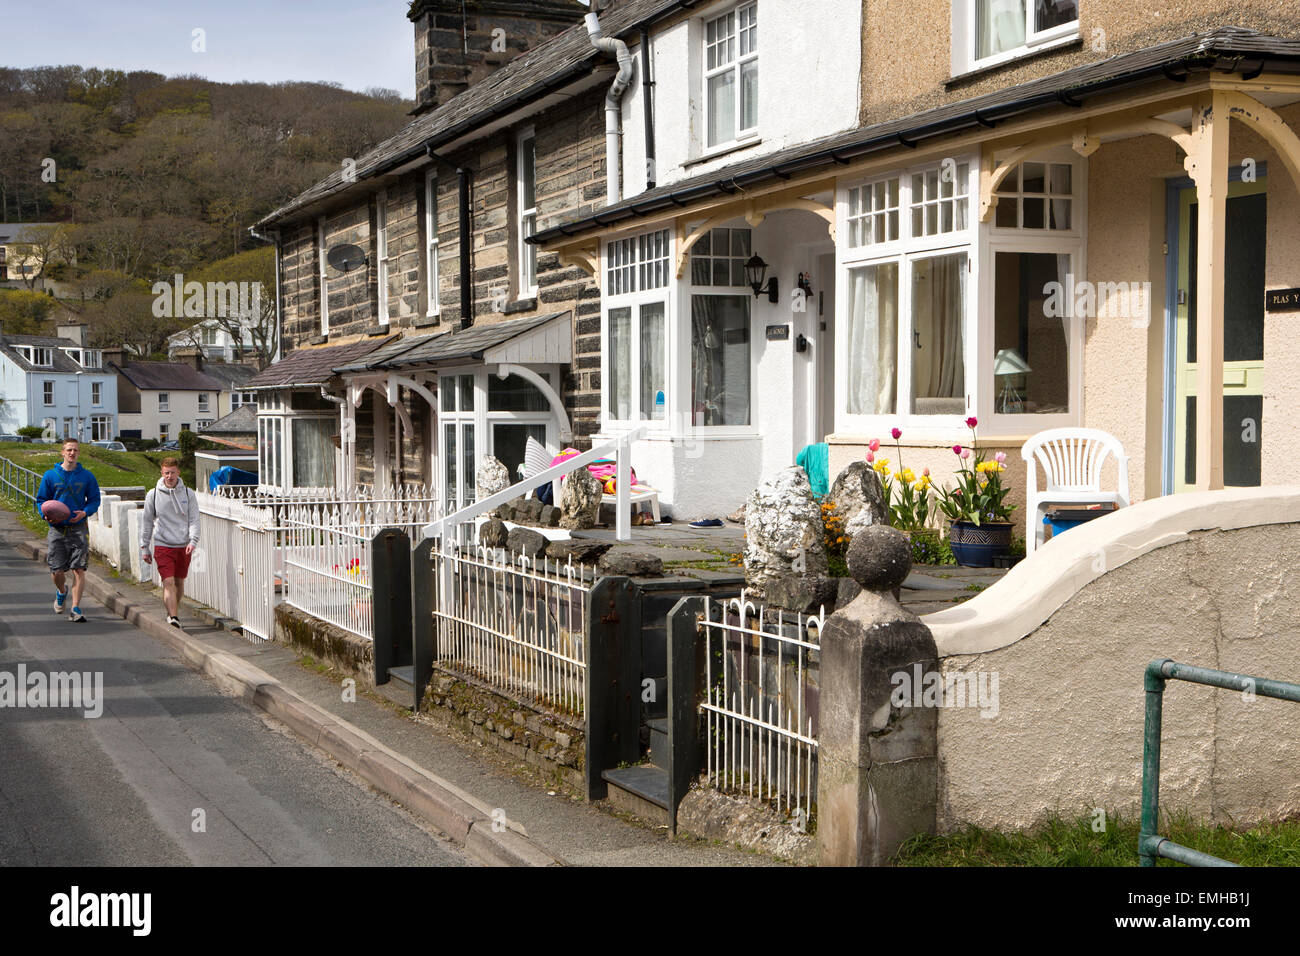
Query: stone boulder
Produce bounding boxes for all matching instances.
[506,527,547,559]
[478,517,508,550]
[828,461,892,540]
[598,549,664,577]
[559,469,603,530]
[476,455,511,499]
[545,539,612,564]
[743,466,829,611]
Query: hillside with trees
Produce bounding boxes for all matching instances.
[0,66,413,362]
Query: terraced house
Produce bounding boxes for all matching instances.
[535,0,1300,520]
[247,0,625,498]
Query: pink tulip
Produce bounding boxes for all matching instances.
[891,427,902,440]
[865,451,874,463]
[966,416,978,429]
[868,438,880,452]
[994,451,1007,464]
[960,447,971,460]
[922,467,930,476]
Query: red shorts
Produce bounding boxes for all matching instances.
[154,545,192,580]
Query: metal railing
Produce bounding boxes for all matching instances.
[430,543,592,717]
[1141,658,1300,867]
[0,456,42,506]
[699,591,822,822]
[279,491,442,642]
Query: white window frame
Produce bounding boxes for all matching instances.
[376,192,390,326]
[90,416,111,442]
[425,171,440,317]
[158,392,170,413]
[42,380,54,406]
[91,381,102,407]
[517,129,538,299]
[602,228,672,430]
[836,157,979,439]
[158,423,170,442]
[436,366,560,511]
[317,217,330,335]
[953,0,1080,76]
[198,392,211,414]
[22,346,54,367]
[703,2,759,152]
[979,148,1086,431]
[232,391,255,409]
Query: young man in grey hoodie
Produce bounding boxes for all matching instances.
[140,457,201,628]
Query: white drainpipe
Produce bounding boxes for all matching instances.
[586,11,634,206]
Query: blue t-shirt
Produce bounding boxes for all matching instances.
[35,463,101,527]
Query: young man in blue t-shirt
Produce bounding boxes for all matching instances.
[34,437,101,622]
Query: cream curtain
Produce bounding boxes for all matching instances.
[978,0,1026,59]
[911,253,967,402]
[609,307,632,420]
[846,263,899,415]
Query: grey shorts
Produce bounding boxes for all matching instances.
[47,523,89,573]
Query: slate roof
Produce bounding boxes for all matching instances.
[534,26,1300,243]
[198,362,258,390]
[0,222,59,244]
[113,361,225,392]
[200,404,257,436]
[255,0,691,229]
[332,311,567,372]
[247,337,394,388]
[0,334,85,374]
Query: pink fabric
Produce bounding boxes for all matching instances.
[550,450,637,492]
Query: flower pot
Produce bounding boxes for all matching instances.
[948,520,1013,568]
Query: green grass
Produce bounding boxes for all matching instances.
[893,810,1300,866]
[0,443,192,488]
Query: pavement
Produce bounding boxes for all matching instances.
[0,506,778,867]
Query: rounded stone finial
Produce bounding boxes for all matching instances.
[846,525,912,592]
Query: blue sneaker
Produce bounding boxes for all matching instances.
[70,607,85,623]
[54,590,67,613]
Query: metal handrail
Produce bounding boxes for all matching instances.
[0,456,44,506]
[1140,658,1300,867]
[421,427,648,544]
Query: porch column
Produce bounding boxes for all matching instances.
[374,394,390,490]
[1188,91,1230,491]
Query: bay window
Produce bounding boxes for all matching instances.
[841,161,973,426]
[690,295,750,426]
[604,229,669,424]
[704,3,758,149]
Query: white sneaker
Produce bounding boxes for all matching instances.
[69,607,85,623]
[54,591,67,613]
[167,616,182,629]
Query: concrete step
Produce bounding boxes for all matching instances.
[602,765,670,826]
[647,716,669,770]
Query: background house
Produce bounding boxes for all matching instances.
[108,354,229,442]
[0,321,118,439]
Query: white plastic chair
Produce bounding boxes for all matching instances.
[1021,428,1130,553]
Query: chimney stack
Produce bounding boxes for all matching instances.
[55,322,86,347]
[408,0,588,115]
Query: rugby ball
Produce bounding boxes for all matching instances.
[41,500,71,524]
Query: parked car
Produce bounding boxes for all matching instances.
[0,434,22,442]
[157,440,181,451]
[91,440,128,451]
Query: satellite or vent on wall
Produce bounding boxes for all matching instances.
[327,243,367,274]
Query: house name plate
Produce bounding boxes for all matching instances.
[765,324,790,341]
[1266,288,1300,312]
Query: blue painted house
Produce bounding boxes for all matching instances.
[0,324,118,440]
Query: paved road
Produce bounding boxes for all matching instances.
[0,545,473,867]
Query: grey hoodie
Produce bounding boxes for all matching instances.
[140,476,201,550]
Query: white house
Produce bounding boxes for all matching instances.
[0,323,118,440]
[109,358,231,442]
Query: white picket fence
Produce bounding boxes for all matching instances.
[189,492,279,642]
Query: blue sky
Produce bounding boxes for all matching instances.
[0,0,420,98]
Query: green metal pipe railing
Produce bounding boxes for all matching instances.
[1141,657,1300,867]
[0,457,43,506]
